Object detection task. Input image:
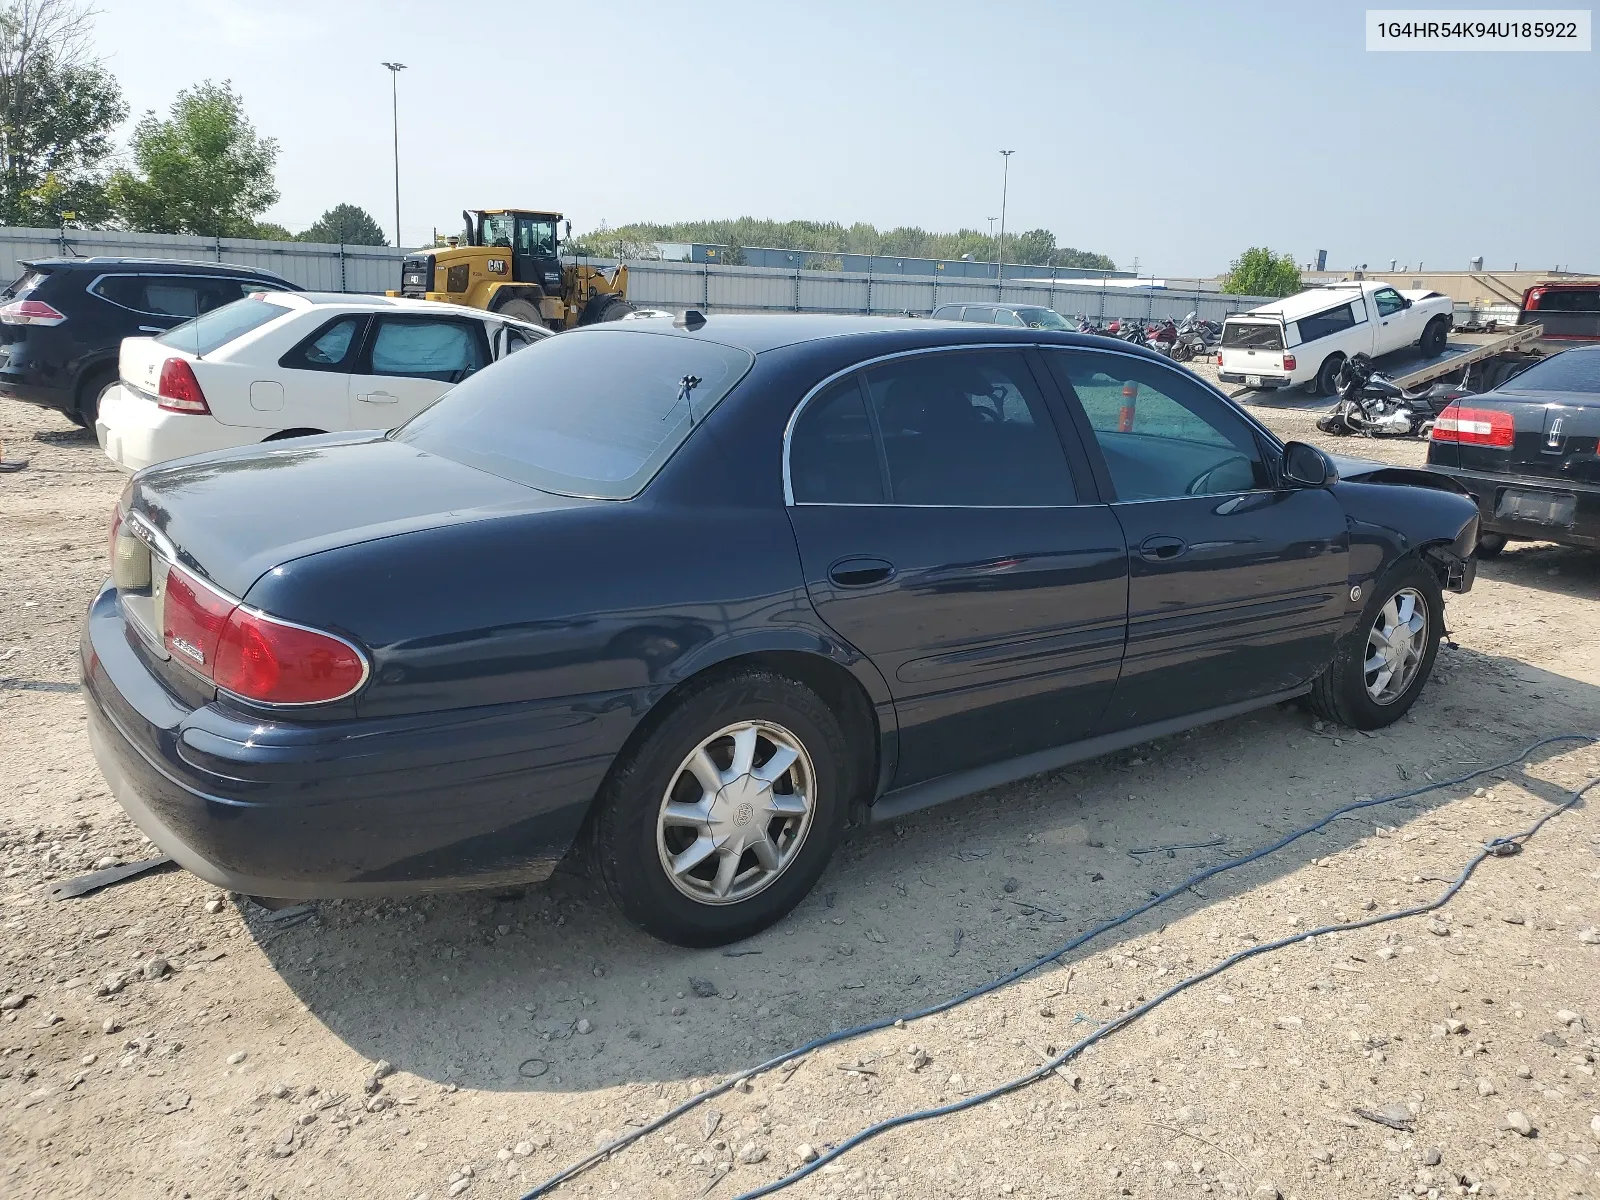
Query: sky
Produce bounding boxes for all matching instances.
[89,0,1599,277]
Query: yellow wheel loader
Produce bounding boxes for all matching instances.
[390,209,632,330]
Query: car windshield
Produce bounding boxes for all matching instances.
[395,328,756,499]
[1014,307,1071,330]
[1498,350,1600,394]
[155,293,294,355]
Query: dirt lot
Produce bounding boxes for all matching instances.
[3,384,1599,1200]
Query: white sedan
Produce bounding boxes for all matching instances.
[97,292,549,471]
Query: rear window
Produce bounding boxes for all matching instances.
[2,269,47,300]
[155,294,294,355]
[1528,288,1600,313]
[1495,350,1600,394]
[1295,303,1357,343]
[1221,321,1284,350]
[395,328,755,499]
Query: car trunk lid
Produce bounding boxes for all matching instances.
[1437,390,1600,486]
[125,433,579,599]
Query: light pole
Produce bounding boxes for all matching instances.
[996,150,1014,289]
[986,215,998,260]
[381,62,406,248]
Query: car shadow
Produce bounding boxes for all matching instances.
[242,647,1597,1097]
[1475,539,1598,598]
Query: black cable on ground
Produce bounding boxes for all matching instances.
[522,733,1597,1199]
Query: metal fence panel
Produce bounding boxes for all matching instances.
[0,225,1274,322]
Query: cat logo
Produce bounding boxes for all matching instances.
[487,258,508,274]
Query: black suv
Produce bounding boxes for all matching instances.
[0,257,299,426]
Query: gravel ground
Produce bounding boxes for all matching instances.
[3,384,1598,1200]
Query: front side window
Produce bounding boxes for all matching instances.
[396,328,754,499]
[367,317,486,383]
[992,309,1025,327]
[480,213,515,247]
[1050,350,1270,501]
[1014,307,1072,330]
[789,379,883,504]
[1374,287,1405,317]
[860,351,1077,506]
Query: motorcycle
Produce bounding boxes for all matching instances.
[1144,318,1178,356]
[1315,353,1470,438]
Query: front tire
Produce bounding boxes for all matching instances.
[1419,316,1449,358]
[494,297,549,328]
[592,669,851,947]
[1309,559,1443,729]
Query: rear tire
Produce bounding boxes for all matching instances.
[592,669,851,947]
[1308,558,1443,730]
[1475,532,1508,559]
[1419,316,1449,358]
[1313,353,1345,397]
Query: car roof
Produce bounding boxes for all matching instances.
[933,302,1053,311]
[21,256,295,282]
[266,292,538,323]
[558,312,1149,356]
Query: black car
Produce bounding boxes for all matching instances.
[0,257,299,426]
[82,315,1479,947]
[1426,345,1600,555]
[930,301,1074,329]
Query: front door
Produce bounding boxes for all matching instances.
[1046,348,1350,732]
[348,314,490,429]
[785,348,1129,788]
[513,215,561,291]
[1371,286,1412,354]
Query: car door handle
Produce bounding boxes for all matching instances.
[1138,535,1187,562]
[828,557,895,588]
[358,390,399,404]
[138,326,165,333]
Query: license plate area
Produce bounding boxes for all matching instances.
[1496,488,1576,526]
[1246,374,1263,388]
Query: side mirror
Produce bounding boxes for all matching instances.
[1401,297,1413,309]
[1282,441,1335,488]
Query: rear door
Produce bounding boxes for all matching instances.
[348,313,489,427]
[1047,348,1350,731]
[270,313,371,432]
[785,348,1128,788]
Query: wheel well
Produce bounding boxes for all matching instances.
[1320,352,1346,371]
[74,361,117,417]
[262,428,326,441]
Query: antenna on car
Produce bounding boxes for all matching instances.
[674,374,702,427]
[674,309,707,330]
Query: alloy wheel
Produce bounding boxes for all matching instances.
[655,721,816,905]
[1364,587,1428,704]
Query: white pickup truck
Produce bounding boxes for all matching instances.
[1218,282,1456,395]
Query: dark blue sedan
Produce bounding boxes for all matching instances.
[82,315,1480,946]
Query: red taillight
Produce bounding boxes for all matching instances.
[1282,354,1297,372]
[161,564,367,704]
[157,358,210,414]
[1523,287,1543,310]
[214,609,367,705]
[1431,402,1514,448]
[1215,353,1223,365]
[162,566,235,670]
[0,298,66,325]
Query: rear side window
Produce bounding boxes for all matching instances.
[861,351,1077,506]
[930,306,961,320]
[1495,350,1600,393]
[280,315,368,372]
[396,328,755,499]
[1296,303,1357,343]
[790,379,883,504]
[962,307,997,323]
[156,295,294,355]
[1221,321,1284,350]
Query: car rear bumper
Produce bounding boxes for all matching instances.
[1218,371,1292,389]
[1427,466,1600,550]
[81,583,621,899]
[97,385,260,472]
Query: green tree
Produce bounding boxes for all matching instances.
[1007,228,1055,265]
[1222,246,1301,297]
[247,220,293,240]
[107,80,279,236]
[298,202,386,246]
[0,0,127,226]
